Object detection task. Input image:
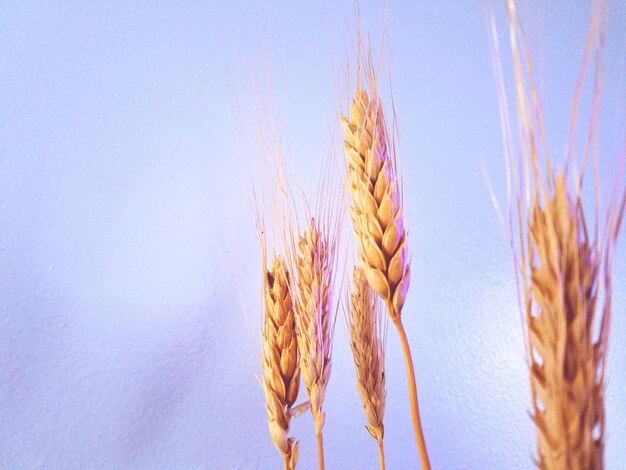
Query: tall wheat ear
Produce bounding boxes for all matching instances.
[292,216,338,470]
[261,256,302,470]
[253,101,310,469]
[340,56,430,469]
[489,1,626,468]
[345,265,387,470]
[527,174,609,469]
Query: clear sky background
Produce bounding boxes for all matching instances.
[1,1,625,468]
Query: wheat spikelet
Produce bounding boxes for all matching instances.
[294,218,335,470]
[527,174,604,470]
[346,265,386,469]
[341,89,409,321]
[262,256,300,470]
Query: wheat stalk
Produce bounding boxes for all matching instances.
[340,73,430,468]
[261,256,301,470]
[346,265,387,470]
[488,1,626,467]
[293,218,336,470]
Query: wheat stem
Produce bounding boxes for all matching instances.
[316,431,325,470]
[392,313,430,470]
[377,437,386,470]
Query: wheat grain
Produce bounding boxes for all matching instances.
[346,265,386,469]
[262,256,300,470]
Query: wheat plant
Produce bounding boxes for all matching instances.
[489,1,626,468]
[340,55,430,469]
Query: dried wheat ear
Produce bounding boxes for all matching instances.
[262,256,300,470]
[293,217,336,470]
[347,265,387,469]
[341,85,430,469]
[341,89,410,321]
[527,174,605,470]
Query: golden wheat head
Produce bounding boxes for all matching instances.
[526,174,605,470]
[341,88,410,320]
[346,265,386,446]
[490,2,626,468]
[294,218,334,438]
[262,256,300,469]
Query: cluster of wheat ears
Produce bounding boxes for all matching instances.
[254,1,625,469]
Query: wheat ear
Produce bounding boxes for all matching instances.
[262,256,301,470]
[526,174,608,469]
[490,1,626,467]
[346,265,387,470]
[341,87,430,469]
[294,218,335,470]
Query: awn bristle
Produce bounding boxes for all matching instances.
[262,256,300,470]
[294,218,334,470]
[346,265,386,467]
[341,89,409,321]
[527,174,605,470]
